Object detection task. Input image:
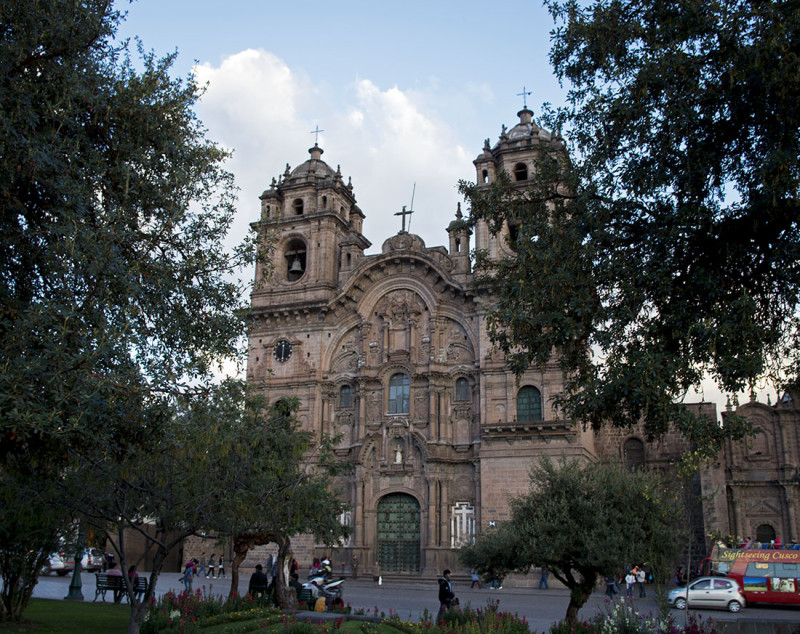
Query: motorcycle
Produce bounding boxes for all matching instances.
[304,574,344,602]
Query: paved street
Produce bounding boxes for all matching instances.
[33,572,800,632]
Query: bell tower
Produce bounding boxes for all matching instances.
[472,107,565,260]
[251,144,371,307]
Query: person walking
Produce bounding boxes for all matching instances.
[218,554,226,578]
[605,575,617,599]
[197,552,208,578]
[470,569,483,589]
[625,570,635,598]
[179,561,195,594]
[538,568,549,589]
[636,566,646,598]
[438,569,456,617]
[207,554,216,578]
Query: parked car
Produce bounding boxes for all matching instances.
[668,576,746,612]
[62,545,104,572]
[40,552,68,576]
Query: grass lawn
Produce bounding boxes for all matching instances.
[0,598,130,633]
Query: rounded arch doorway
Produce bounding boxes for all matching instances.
[376,493,421,573]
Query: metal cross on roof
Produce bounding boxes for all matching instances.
[394,205,414,234]
[310,125,325,144]
[517,86,532,109]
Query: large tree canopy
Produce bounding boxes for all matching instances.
[0,0,257,622]
[462,0,800,447]
[459,457,685,625]
[0,0,253,467]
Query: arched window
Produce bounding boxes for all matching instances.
[482,169,489,184]
[513,162,528,181]
[455,378,469,402]
[339,385,353,408]
[517,386,542,422]
[321,195,327,208]
[284,238,307,282]
[388,373,410,414]
[624,438,646,470]
[292,198,304,215]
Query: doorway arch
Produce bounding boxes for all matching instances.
[376,493,421,573]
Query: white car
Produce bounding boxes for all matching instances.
[668,576,746,612]
[40,552,68,576]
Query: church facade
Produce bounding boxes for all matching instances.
[244,108,800,575]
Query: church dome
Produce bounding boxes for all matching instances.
[286,144,337,182]
[502,107,552,145]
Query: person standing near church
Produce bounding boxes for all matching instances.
[438,569,456,616]
[352,554,359,579]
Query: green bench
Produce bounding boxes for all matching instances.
[94,573,148,602]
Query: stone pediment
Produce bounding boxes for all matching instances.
[382,233,427,253]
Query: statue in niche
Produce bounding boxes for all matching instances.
[394,444,403,464]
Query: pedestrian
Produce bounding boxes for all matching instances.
[179,560,194,594]
[470,569,483,589]
[197,552,208,578]
[218,554,226,578]
[207,553,216,578]
[605,575,617,599]
[538,568,549,589]
[352,554,359,579]
[636,566,646,598]
[373,561,381,586]
[625,570,635,597]
[438,568,456,616]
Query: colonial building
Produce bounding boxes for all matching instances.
[244,107,800,576]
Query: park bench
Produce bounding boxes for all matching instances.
[296,587,314,609]
[93,573,124,602]
[248,582,271,601]
[94,573,148,602]
[132,576,148,601]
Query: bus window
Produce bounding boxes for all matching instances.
[772,578,796,593]
[746,562,773,575]
[743,577,768,592]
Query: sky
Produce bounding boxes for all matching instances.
[113,0,564,255]
[111,0,775,411]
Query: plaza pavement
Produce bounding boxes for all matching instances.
[32,572,800,633]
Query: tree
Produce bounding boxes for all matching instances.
[219,396,350,609]
[74,381,345,634]
[0,460,72,621]
[459,457,685,625]
[461,0,800,449]
[0,0,255,622]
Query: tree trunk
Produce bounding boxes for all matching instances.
[230,535,252,599]
[273,536,296,610]
[564,578,594,625]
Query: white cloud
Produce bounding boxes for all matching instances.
[194,50,475,264]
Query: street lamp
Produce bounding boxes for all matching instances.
[65,529,84,601]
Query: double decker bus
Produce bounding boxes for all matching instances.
[707,546,800,606]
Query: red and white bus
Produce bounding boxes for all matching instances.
[708,546,800,606]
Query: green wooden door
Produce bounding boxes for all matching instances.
[377,493,420,573]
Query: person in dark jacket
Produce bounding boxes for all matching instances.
[248,564,269,597]
[438,569,456,616]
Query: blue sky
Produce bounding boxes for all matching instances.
[113,0,565,253]
[112,0,765,409]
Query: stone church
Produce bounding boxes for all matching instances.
[243,107,800,577]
